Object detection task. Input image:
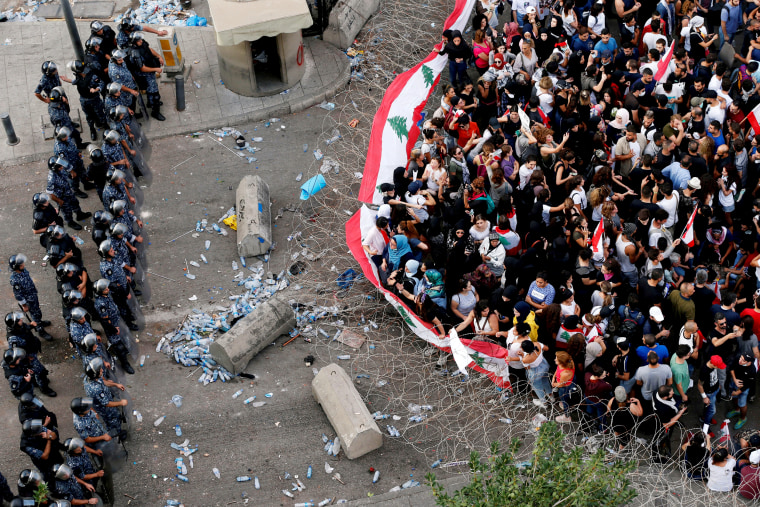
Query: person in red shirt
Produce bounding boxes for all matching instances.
[740,289,760,340]
[448,114,481,152]
[739,450,760,500]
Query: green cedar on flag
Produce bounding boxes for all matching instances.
[421,64,435,87]
[387,116,409,142]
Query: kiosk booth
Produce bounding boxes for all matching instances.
[208,0,313,97]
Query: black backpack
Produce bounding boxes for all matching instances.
[619,306,643,342]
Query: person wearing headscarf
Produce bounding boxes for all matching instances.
[513,300,539,340]
[386,259,421,306]
[438,29,472,86]
[422,269,447,308]
[503,22,522,58]
[535,28,555,64]
[382,235,413,276]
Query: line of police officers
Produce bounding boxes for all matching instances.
[2,17,162,506]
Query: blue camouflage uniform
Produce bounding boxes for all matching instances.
[94,292,124,345]
[108,60,138,94]
[83,376,122,433]
[47,167,84,222]
[105,94,134,127]
[54,475,87,502]
[101,140,126,166]
[67,451,97,480]
[48,101,76,131]
[112,212,138,234]
[117,26,142,49]
[35,73,62,98]
[100,258,129,292]
[73,410,108,440]
[10,268,43,323]
[108,117,132,148]
[74,70,108,130]
[101,181,129,213]
[69,319,95,350]
[110,236,132,268]
[54,136,85,175]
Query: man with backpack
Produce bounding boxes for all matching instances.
[720,0,743,49]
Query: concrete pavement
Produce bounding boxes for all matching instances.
[0,20,350,164]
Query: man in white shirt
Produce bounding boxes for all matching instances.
[362,216,389,266]
[643,19,668,52]
[518,155,538,190]
[656,180,679,230]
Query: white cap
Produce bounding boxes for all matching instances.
[687,177,701,190]
[751,450,760,465]
[649,306,664,323]
[526,6,537,13]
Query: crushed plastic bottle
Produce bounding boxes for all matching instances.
[175,424,182,436]
[252,137,263,142]
[373,470,380,483]
[176,474,189,482]
[302,143,308,152]
[336,355,350,360]
[200,254,208,264]
[133,410,143,422]
[232,261,239,271]
[430,459,442,468]
[205,240,211,250]
[154,415,165,427]
[325,129,342,145]
[318,101,335,110]
[212,467,221,479]
[296,172,303,182]
[237,476,251,482]
[313,149,324,160]
[232,389,244,399]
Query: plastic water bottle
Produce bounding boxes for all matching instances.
[373,470,380,483]
[303,143,308,152]
[205,240,210,250]
[296,172,303,182]
[139,355,146,367]
[318,499,332,507]
[176,474,189,482]
[212,467,220,479]
[254,476,260,489]
[175,424,182,436]
[153,415,165,427]
[307,465,312,479]
[232,261,239,271]
[430,459,442,468]
[499,417,513,424]
[337,355,350,360]
[239,256,246,268]
[232,389,244,399]
[243,396,256,404]
[236,476,251,482]
[133,410,142,422]
[200,254,208,264]
[282,490,294,498]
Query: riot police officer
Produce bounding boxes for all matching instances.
[32,193,63,248]
[34,61,72,104]
[3,348,35,398]
[18,392,58,428]
[53,127,89,199]
[107,51,141,118]
[93,279,136,371]
[90,20,117,56]
[110,200,143,236]
[97,242,137,328]
[9,254,52,333]
[71,398,111,446]
[56,263,90,301]
[79,335,116,385]
[68,60,107,142]
[126,33,165,121]
[16,469,44,499]
[52,464,100,505]
[20,419,64,484]
[106,108,135,158]
[83,358,127,437]
[48,87,87,149]
[83,38,109,90]
[64,437,109,503]
[46,157,92,230]
[47,226,84,269]
[61,291,96,333]
[5,334,55,396]
[101,169,135,215]
[116,17,167,49]
[100,131,130,172]
[90,211,112,247]
[68,308,95,352]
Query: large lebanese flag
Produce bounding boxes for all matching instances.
[680,207,698,247]
[748,102,760,134]
[654,42,675,82]
[449,329,511,389]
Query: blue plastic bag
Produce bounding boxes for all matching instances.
[198,17,207,26]
[186,15,198,26]
[300,174,326,200]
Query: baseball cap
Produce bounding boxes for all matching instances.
[750,434,760,448]
[408,181,422,194]
[751,450,760,465]
[743,353,755,363]
[710,355,727,369]
[601,50,612,60]
[690,97,705,108]
[614,386,627,403]
[526,6,537,13]
[649,306,664,322]
[489,232,500,241]
[687,177,701,190]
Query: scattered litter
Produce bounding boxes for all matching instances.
[318,101,336,111]
[188,295,197,301]
[319,157,340,174]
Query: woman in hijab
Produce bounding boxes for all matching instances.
[513,300,539,340]
[535,28,555,64]
[503,22,522,59]
[438,29,472,87]
[382,235,413,274]
[446,220,476,295]
[422,269,447,308]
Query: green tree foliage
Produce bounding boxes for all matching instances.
[427,422,637,507]
[34,482,49,506]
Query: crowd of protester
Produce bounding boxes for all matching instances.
[362,0,760,496]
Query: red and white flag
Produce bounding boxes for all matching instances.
[654,42,675,82]
[449,329,511,389]
[590,221,604,254]
[680,207,698,247]
[748,102,760,134]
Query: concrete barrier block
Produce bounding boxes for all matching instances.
[312,363,382,459]
[323,0,381,50]
[236,175,272,258]
[209,293,295,374]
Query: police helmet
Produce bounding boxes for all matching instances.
[110,222,128,238]
[5,311,24,328]
[47,244,64,262]
[89,148,106,165]
[109,169,125,184]
[48,156,71,172]
[64,437,85,453]
[84,357,104,379]
[92,228,109,245]
[55,126,72,142]
[108,107,122,123]
[3,347,26,365]
[129,32,144,46]
[93,278,110,295]
[104,129,120,144]
[63,290,83,305]
[21,419,43,436]
[51,225,66,239]
[8,254,27,270]
[80,333,98,354]
[107,82,122,97]
[19,392,42,407]
[18,469,43,487]
[119,18,133,32]
[70,396,94,415]
[70,306,88,322]
[93,210,113,225]
[90,20,104,33]
[53,464,73,481]
[98,239,114,258]
[32,192,50,209]
[48,86,65,102]
[66,60,85,75]
[109,200,127,216]
[41,61,58,76]
[85,37,103,51]
[112,49,127,60]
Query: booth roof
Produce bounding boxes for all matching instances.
[208,0,313,46]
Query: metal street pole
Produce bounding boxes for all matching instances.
[60,0,85,62]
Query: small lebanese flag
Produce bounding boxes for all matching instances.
[590,221,604,254]
[747,102,760,135]
[680,207,698,247]
[654,42,675,82]
[720,419,731,440]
